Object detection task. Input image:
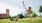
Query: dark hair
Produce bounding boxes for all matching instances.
[29,7,31,9]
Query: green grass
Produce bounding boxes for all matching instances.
[0,17,42,23]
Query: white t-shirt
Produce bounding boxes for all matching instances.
[21,8,30,16]
[22,10,29,16]
[22,11,33,17]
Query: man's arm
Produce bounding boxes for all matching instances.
[22,1,27,10]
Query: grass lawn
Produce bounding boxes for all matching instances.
[0,17,42,23]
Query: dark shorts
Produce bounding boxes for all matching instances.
[19,14,24,19]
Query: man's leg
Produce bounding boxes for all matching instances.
[15,17,19,21]
[28,12,32,20]
[29,15,32,21]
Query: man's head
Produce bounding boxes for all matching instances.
[28,7,31,9]
[28,7,31,11]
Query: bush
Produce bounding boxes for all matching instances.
[4,16,9,19]
[32,12,38,17]
[13,16,17,18]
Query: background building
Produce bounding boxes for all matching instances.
[0,9,10,19]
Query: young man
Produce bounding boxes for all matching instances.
[15,1,31,21]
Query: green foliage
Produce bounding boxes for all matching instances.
[13,14,20,18]
[17,14,20,16]
[39,6,42,17]
[39,6,42,12]
[4,16,9,19]
[13,16,17,18]
[8,16,11,18]
[24,15,29,18]
[30,10,33,14]
[32,12,38,17]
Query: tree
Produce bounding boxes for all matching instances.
[17,14,20,16]
[32,12,38,17]
[39,6,42,17]
[30,10,33,14]
[4,16,9,19]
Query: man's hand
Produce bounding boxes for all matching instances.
[23,1,24,5]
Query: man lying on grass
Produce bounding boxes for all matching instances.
[15,1,31,21]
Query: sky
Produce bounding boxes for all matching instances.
[0,0,42,16]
